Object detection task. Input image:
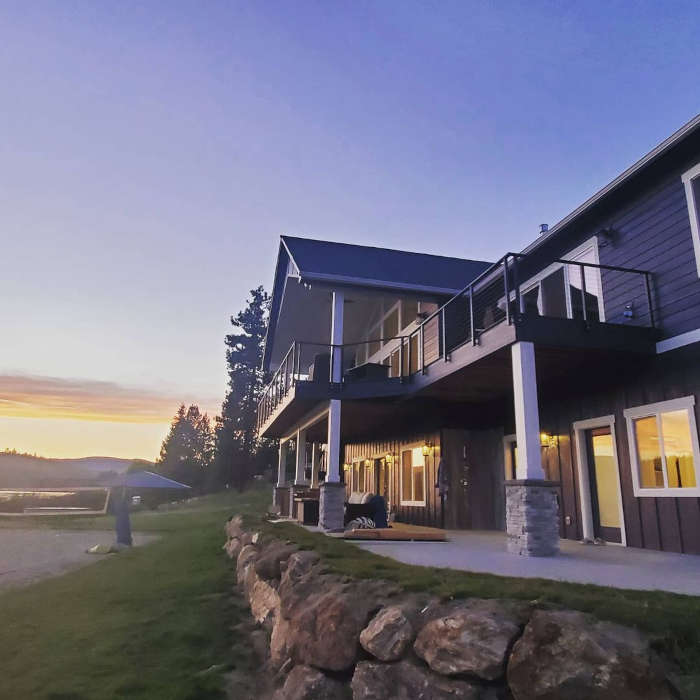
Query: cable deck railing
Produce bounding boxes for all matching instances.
[257,254,655,431]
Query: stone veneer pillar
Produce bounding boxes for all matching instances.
[318,481,345,531]
[505,480,560,556]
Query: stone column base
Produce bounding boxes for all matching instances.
[505,480,560,557]
[319,482,345,531]
[273,485,291,517]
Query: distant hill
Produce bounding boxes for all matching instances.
[0,453,154,488]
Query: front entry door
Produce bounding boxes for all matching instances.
[585,427,622,543]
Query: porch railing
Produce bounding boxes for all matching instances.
[257,254,655,431]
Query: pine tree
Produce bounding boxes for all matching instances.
[212,286,272,490]
[156,404,214,490]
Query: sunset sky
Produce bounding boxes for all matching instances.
[1,2,698,460]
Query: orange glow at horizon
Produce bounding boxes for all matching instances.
[0,373,222,459]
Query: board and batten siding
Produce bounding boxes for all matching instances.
[344,430,442,528]
[538,347,700,554]
[598,170,700,337]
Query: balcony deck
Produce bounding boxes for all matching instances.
[257,315,659,438]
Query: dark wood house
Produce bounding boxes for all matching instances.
[258,113,700,556]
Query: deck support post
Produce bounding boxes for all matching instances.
[311,443,321,488]
[272,439,291,516]
[319,399,344,530]
[507,342,559,556]
[330,290,344,383]
[294,428,308,486]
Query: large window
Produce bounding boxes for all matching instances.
[517,238,604,322]
[682,162,700,278]
[400,447,426,505]
[624,396,700,497]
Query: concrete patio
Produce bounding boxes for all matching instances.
[353,530,700,596]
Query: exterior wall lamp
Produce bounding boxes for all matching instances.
[422,441,434,457]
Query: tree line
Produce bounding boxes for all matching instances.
[153,286,275,491]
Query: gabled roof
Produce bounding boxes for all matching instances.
[281,235,492,294]
[263,236,492,370]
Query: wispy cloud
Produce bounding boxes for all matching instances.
[0,374,221,424]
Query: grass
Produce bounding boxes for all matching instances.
[3,485,700,697]
[0,487,270,700]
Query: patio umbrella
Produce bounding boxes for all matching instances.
[106,471,191,546]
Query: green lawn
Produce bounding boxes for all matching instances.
[3,486,700,698]
[0,488,270,700]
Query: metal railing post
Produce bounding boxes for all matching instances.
[644,272,655,328]
[399,337,405,379]
[579,263,588,322]
[441,307,448,361]
[512,256,520,322]
[420,323,425,374]
[469,284,475,346]
[405,336,411,379]
[503,255,511,325]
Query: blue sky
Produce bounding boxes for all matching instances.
[0,1,698,457]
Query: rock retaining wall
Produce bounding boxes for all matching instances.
[223,515,677,700]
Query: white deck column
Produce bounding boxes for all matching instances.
[330,290,344,382]
[511,341,545,480]
[325,399,342,482]
[294,428,308,485]
[311,443,321,488]
[277,440,289,487]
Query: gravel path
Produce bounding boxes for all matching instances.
[0,529,159,591]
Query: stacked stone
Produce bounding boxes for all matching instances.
[223,518,675,700]
[505,481,560,556]
[318,481,345,530]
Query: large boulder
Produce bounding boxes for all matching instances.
[270,613,294,669]
[414,599,529,680]
[236,544,260,586]
[278,573,400,672]
[255,542,299,581]
[272,664,349,700]
[507,609,673,700]
[351,660,482,700]
[225,514,244,539]
[244,566,280,625]
[224,536,242,560]
[360,606,415,662]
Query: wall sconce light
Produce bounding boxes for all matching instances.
[385,453,394,464]
[623,302,635,319]
[540,432,557,448]
[422,441,434,457]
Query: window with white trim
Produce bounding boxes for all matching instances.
[624,396,700,497]
[400,447,426,505]
[682,163,700,278]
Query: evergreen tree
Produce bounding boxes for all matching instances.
[212,286,272,490]
[156,404,214,490]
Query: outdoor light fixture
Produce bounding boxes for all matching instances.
[422,441,434,457]
[385,453,394,463]
[624,302,635,319]
[540,432,558,449]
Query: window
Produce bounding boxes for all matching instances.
[400,447,426,505]
[682,163,700,277]
[503,435,518,480]
[516,237,604,322]
[624,396,700,496]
